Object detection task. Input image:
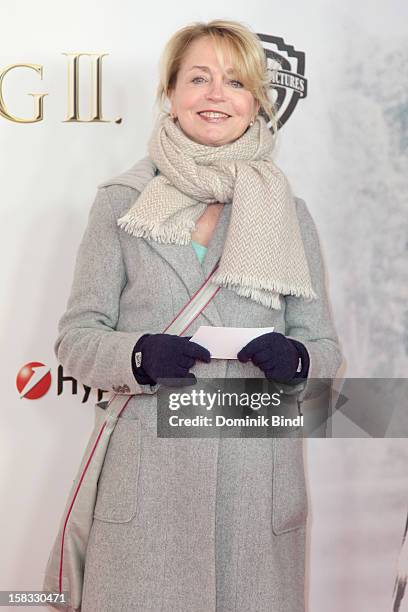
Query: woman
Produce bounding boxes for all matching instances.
[55,20,343,612]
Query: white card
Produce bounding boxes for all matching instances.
[189,326,275,359]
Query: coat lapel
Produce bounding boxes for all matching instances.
[145,204,231,328]
[98,156,231,328]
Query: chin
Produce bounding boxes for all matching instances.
[186,130,226,147]
[197,130,237,146]
[200,135,231,147]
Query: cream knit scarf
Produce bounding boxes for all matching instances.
[117,114,317,310]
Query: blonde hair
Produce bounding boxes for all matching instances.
[154,19,278,136]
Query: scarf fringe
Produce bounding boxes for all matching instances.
[233,285,283,310]
[212,270,318,302]
[117,212,194,245]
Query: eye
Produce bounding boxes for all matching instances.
[192,76,206,84]
[230,80,244,88]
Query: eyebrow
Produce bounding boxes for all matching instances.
[187,65,236,75]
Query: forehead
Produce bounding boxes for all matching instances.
[179,36,235,72]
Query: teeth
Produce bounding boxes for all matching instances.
[199,111,229,118]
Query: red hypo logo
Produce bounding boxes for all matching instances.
[16,362,51,399]
[16,363,104,403]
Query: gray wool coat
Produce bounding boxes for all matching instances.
[54,156,343,612]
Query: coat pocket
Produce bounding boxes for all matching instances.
[271,439,308,535]
[93,417,141,523]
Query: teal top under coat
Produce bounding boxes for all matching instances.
[191,240,208,264]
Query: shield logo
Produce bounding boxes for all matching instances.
[257,33,308,131]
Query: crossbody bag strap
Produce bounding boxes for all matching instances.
[163,257,221,336]
[49,259,224,600]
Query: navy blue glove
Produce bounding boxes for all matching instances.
[237,331,310,383]
[131,333,211,387]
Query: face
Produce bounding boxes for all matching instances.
[168,36,260,147]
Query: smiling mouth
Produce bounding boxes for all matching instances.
[197,111,231,123]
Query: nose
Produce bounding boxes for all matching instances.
[205,77,226,100]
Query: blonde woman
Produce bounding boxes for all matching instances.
[56,20,343,612]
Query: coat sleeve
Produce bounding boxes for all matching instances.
[284,197,343,401]
[54,186,158,395]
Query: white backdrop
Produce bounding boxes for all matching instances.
[1,1,407,611]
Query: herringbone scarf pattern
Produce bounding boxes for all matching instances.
[117,114,317,310]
